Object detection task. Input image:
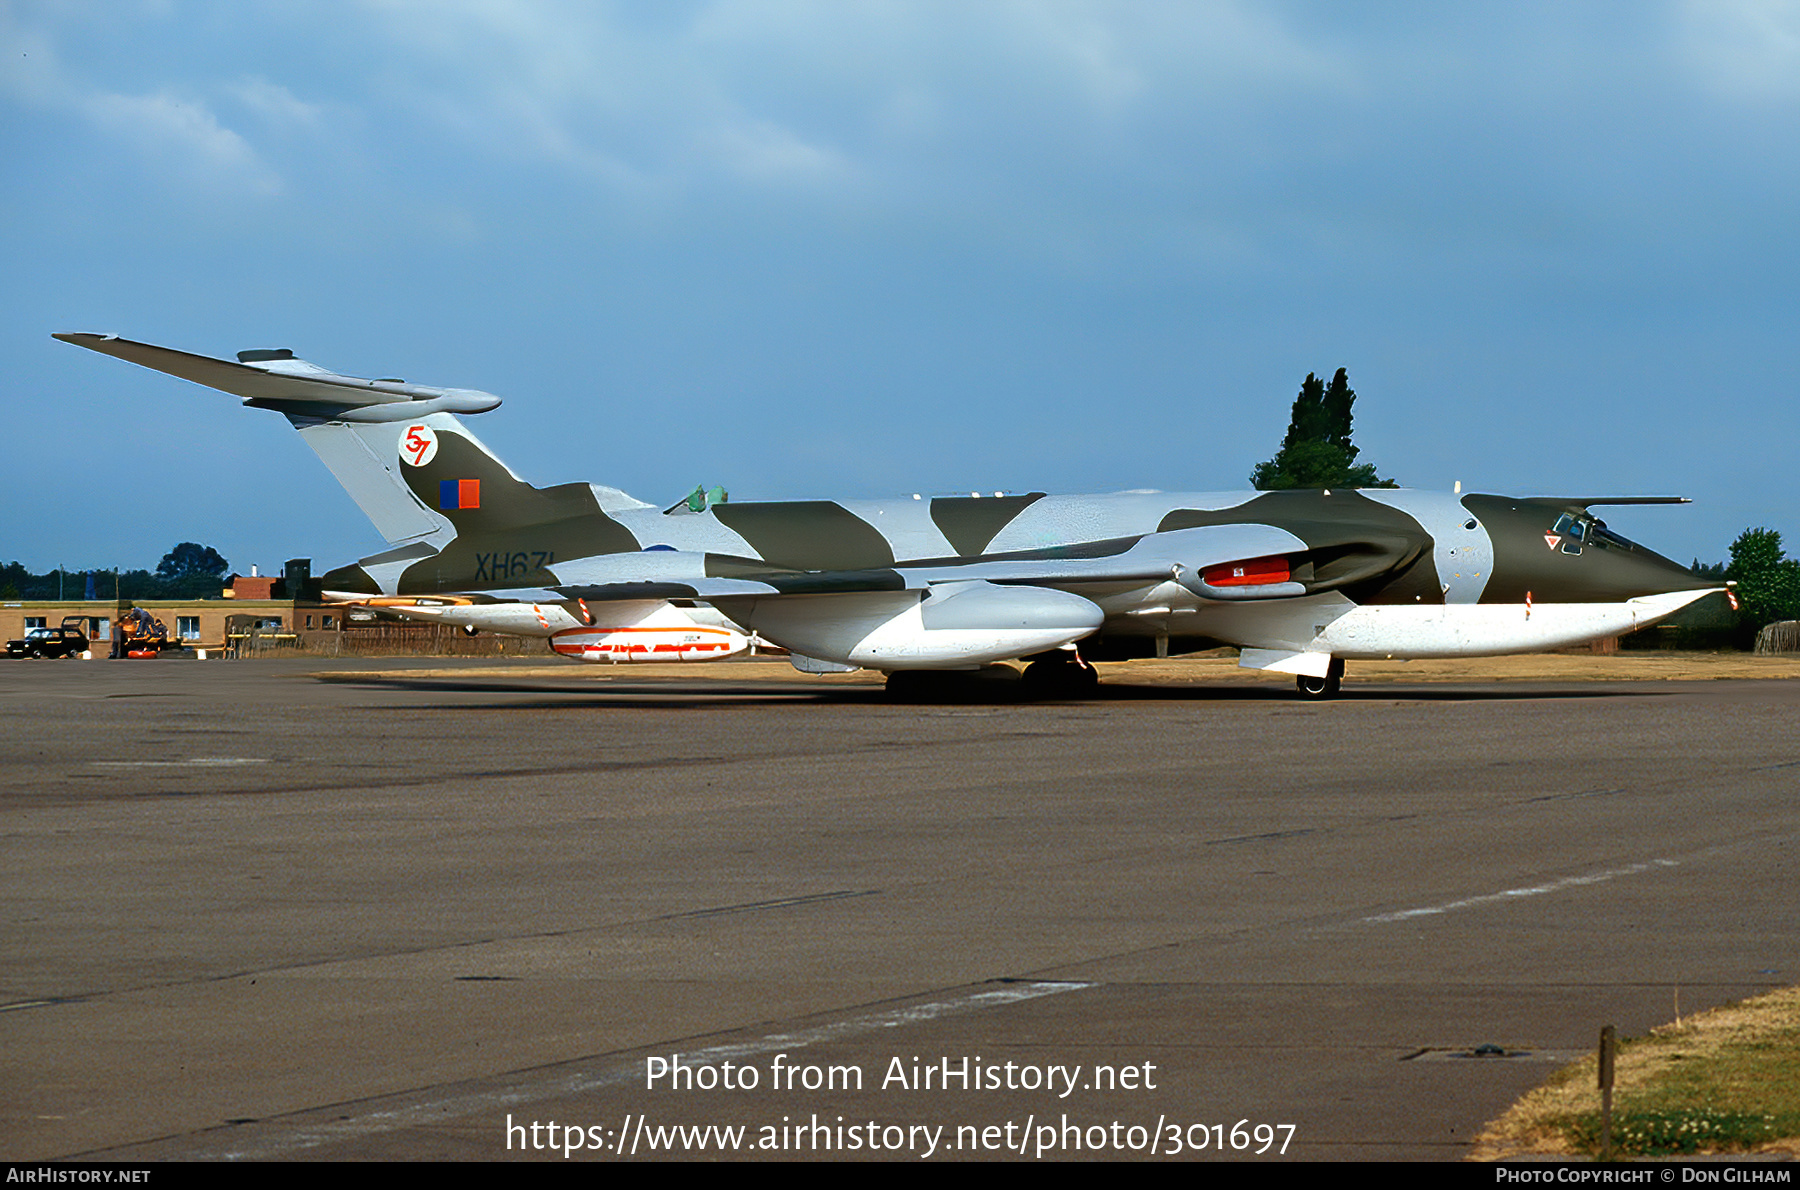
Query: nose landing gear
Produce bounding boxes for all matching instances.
[1295,657,1345,699]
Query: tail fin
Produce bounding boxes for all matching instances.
[55,332,511,546]
[56,333,654,596]
[294,412,481,544]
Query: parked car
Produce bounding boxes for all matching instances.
[6,621,89,659]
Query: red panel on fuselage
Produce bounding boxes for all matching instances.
[1202,556,1291,586]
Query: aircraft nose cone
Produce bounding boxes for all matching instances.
[1581,538,1706,601]
[1465,497,1711,605]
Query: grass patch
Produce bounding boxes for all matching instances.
[1472,985,1800,1159]
[1561,1108,1788,1156]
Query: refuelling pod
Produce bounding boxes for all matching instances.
[551,617,748,662]
[548,598,747,661]
[340,597,747,661]
[349,597,585,636]
[731,580,1103,671]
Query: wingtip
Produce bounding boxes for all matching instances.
[53,331,117,345]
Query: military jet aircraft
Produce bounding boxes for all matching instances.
[56,333,1721,697]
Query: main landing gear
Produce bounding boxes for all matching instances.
[884,665,1022,702]
[1294,658,1345,700]
[880,653,1101,702]
[1019,652,1099,700]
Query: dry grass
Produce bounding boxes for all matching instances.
[1471,986,1800,1160]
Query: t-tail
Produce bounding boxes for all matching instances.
[52,333,651,596]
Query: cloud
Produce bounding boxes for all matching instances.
[228,76,324,130]
[343,1,1335,189]
[352,0,857,192]
[700,116,849,183]
[83,88,283,195]
[1678,0,1800,100]
[1,7,284,196]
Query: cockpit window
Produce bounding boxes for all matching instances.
[1552,512,1589,555]
[1550,510,1642,556]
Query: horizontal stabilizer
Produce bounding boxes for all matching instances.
[53,333,501,423]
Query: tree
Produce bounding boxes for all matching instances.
[154,543,230,599]
[1250,368,1395,490]
[1725,527,1800,632]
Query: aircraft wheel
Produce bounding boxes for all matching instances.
[886,667,1019,703]
[1021,657,1099,699]
[1294,659,1345,700]
[885,670,952,703]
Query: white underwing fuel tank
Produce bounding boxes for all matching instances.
[724,581,1105,670]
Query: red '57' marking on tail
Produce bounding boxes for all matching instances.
[402,425,438,467]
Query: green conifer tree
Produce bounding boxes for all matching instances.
[1251,368,1395,490]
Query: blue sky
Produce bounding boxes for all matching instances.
[5,1,1796,574]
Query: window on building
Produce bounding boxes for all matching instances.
[177,617,200,641]
[90,617,110,640]
[323,614,336,629]
[24,617,45,630]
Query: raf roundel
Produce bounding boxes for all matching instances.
[400,424,438,467]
